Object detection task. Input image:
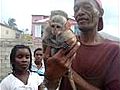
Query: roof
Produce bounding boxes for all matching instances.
[35,17,49,23]
[32,15,76,25]
[32,15,49,17]
[0,23,23,32]
[100,32,120,42]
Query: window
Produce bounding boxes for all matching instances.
[34,25,42,37]
[6,30,9,34]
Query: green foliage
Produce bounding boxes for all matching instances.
[8,18,18,29]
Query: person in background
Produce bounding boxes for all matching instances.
[0,45,43,90]
[43,0,120,90]
[31,48,45,76]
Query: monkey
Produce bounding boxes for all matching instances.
[42,13,77,55]
[42,10,77,90]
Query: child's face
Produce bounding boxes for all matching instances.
[14,48,30,72]
[34,50,43,63]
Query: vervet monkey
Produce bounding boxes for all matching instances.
[42,10,77,90]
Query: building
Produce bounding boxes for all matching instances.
[0,23,23,39]
[31,15,76,39]
[31,15,48,39]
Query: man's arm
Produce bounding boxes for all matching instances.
[71,69,101,90]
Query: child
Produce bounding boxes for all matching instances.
[0,45,43,90]
[31,48,45,76]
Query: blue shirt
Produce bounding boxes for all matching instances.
[31,60,45,76]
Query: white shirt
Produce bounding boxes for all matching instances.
[0,72,43,90]
[31,59,45,76]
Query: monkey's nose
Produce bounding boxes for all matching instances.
[52,30,58,35]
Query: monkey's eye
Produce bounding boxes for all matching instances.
[51,25,62,29]
[56,25,61,28]
[51,25,55,28]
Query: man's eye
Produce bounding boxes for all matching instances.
[74,6,79,12]
[83,4,93,11]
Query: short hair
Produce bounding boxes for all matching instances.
[10,45,32,71]
[34,48,43,56]
[50,10,68,20]
[50,15,67,26]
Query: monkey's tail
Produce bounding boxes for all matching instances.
[68,69,77,90]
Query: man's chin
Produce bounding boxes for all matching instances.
[78,27,90,32]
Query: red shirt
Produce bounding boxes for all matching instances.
[60,39,120,90]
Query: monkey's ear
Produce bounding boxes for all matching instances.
[65,20,71,30]
[48,20,51,25]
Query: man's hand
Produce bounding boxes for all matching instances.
[44,42,80,80]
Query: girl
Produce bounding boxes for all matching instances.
[0,45,44,90]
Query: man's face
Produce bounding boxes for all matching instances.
[34,50,43,63]
[74,0,100,32]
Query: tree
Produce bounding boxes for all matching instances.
[8,18,18,29]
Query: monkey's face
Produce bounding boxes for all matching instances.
[50,23,63,36]
[50,15,67,37]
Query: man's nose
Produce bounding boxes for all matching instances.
[78,8,85,15]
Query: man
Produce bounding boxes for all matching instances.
[31,48,45,76]
[44,0,120,90]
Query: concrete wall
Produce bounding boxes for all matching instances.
[0,24,15,38]
[0,23,22,39]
